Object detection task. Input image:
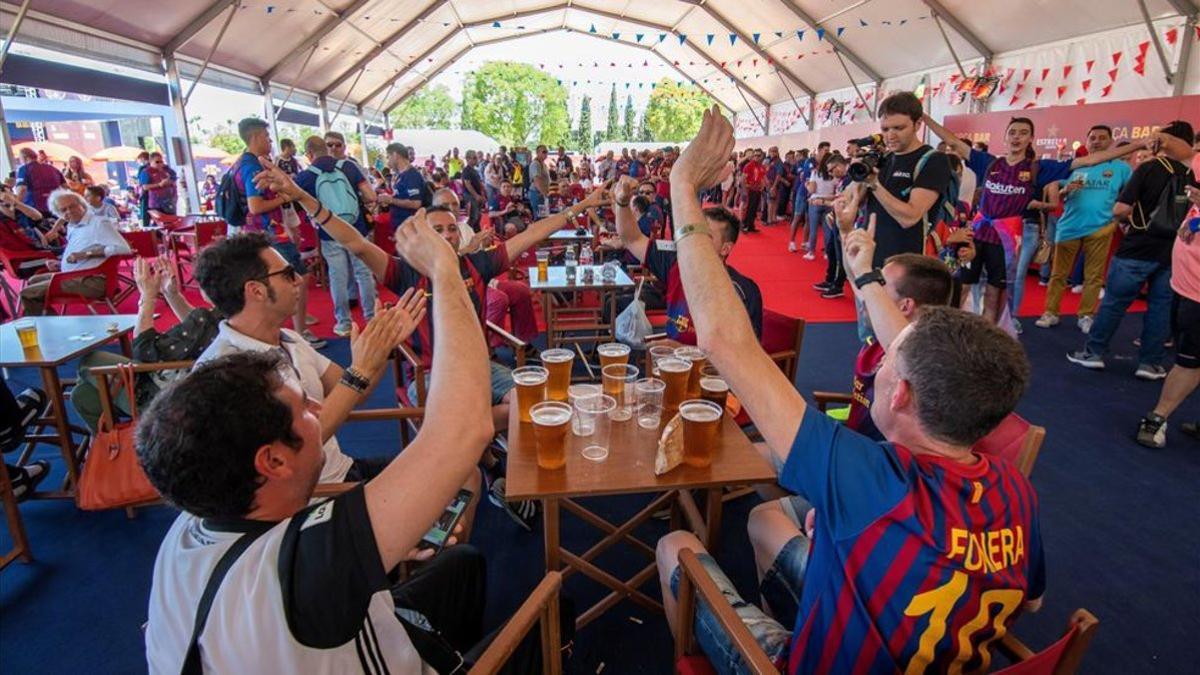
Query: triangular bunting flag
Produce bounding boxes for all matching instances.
[1014,83,1024,95]
[1086,59,1095,73]
[1063,65,1072,78]
[753,59,758,66]
[1034,86,1043,97]
[678,34,687,45]
[816,28,826,41]
[1022,68,1031,81]
[636,34,644,42]
[1056,85,1067,98]
[1076,98,1086,105]
[797,30,805,41]
[707,34,715,45]
[1107,68,1118,81]
[1112,51,1122,65]
[491,21,500,27]
[753,33,761,44]
[1133,60,1146,75]
[1040,68,1050,80]
[1009,95,1020,106]
[836,27,845,37]
[1138,41,1150,58]
[612,33,620,40]
[589,24,596,33]
[729,34,738,45]
[1166,27,1179,45]
[1101,83,1113,97]
[1081,79,1091,92]
[1024,102,1037,109]
[774,31,783,38]
[859,19,869,27]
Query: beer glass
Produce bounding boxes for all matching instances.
[14,319,38,349]
[574,394,616,461]
[512,366,548,423]
[674,346,708,400]
[541,348,575,401]
[635,377,666,429]
[536,249,550,282]
[679,399,722,468]
[597,342,631,369]
[648,345,675,377]
[699,376,729,412]
[568,384,601,435]
[602,364,639,422]
[531,401,572,470]
[658,357,691,416]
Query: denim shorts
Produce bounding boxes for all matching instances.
[407,360,514,406]
[669,553,792,675]
[271,240,308,275]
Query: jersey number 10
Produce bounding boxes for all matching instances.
[903,571,1024,675]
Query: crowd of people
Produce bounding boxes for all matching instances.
[2,88,1198,673]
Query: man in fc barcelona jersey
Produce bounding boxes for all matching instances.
[656,108,1044,674]
[611,174,763,346]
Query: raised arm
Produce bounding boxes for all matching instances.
[839,216,912,352]
[670,107,808,465]
[504,185,607,263]
[254,156,391,280]
[922,113,971,159]
[1070,136,1149,169]
[612,176,650,262]
[364,210,493,571]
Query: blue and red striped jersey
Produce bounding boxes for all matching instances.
[780,407,1045,674]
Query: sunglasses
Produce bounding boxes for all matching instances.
[257,264,297,283]
[327,142,344,148]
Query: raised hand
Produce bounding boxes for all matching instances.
[831,188,863,235]
[465,229,495,253]
[134,256,161,297]
[349,291,428,377]
[394,208,458,278]
[157,258,181,297]
[671,105,735,191]
[612,175,638,205]
[840,214,877,281]
[579,182,610,209]
[252,155,303,200]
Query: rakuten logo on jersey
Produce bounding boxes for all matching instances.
[984,180,1028,196]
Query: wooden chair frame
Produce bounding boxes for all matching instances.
[995,609,1099,674]
[469,571,564,675]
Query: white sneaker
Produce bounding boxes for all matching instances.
[1071,285,1083,294]
[788,241,798,253]
[1077,315,1094,334]
[1034,313,1059,328]
[803,252,815,260]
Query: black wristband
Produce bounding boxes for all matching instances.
[340,367,371,394]
[853,269,886,290]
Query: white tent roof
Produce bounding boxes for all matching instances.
[2,0,1196,120]
[390,127,499,160]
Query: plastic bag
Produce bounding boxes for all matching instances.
[615,278,654,348]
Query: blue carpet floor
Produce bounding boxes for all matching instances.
[2,317,1198,673]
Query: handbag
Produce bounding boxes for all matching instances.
[1032,238,1052,266]
[76,363,159,510]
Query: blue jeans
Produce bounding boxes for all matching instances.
[806,203,829,251]
[528,188,544,218]
[485,185,499,211]
[321,237,377,330]
[1009,219,1040,316]
[1085,256,1173,366]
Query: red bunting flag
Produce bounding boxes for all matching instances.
[1009,95,1020,106]
[1107,68,1119,81]
[1137,41,1150,58]
[1034,86,1044,97]
[1081,79,1091,92]
[1024,102,1037,109]
[1014,83,1024,95]
[1112,52,1122,65]
[1165,27,1178,45]
[1056,85,1067,98]
[1022,68,1031,81]
[1041,67,1050,80]
[1133,60,1146,75]
[1063,65,1073,79]
[1101,84,1113,97]
[1076,98,1087,105]
[753,59,758,66]
[1086,59,1095,73]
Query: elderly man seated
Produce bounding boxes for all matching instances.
[19,188,131,315]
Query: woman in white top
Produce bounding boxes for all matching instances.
[802,154,847,260]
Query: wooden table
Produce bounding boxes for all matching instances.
[0,314,135,493]
[528,265,635,350]
[506,403,775,628]
[548,228,595,243]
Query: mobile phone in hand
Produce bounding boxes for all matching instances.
[417,489,472,554]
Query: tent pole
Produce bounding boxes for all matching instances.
[832,48,873,120]
[0,95,14,178]
[931,11,967,79]
[261,80,280,148]
[164,55,201,213]
[274,43,319,118]
[0,0,32,77]
[183,1,239,106]
[356,106,369,166]
[1174,13,1197,96]
[318,96,330,135]
[1137,0,1177,87]
[734,87,767,135]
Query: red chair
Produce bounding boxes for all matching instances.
[148,211,182,230]
[995,610,1099,674]
[974,412,1046,478]
[41,256,126,314]
[731,310,806,429]
[171,220,227,287]
[120,230,160,258]
[0,247,54,316]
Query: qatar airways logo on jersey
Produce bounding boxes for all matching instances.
[947,525,1026,573]
[984,180,1028,197]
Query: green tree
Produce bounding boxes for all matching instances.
[645,79,711,143]
[604,84,620,142]
[390,84,456,130]
[461,62,569,147]
[622,95,635,142]
[638,109,653,142]
[575,95,594,153]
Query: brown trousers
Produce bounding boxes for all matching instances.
[19,272,106,315]
[1044,223,1115,318]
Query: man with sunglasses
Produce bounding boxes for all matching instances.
[193,231,427,485]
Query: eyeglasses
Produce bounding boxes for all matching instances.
[257,264,297,283]
[327,142,344,148]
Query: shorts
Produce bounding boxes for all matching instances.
[271,240,308,275]
[958,239,1007,289]
[1174,295,1200,369]
[407,360,515,406]
[669,553,791,674]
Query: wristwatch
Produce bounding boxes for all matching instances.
[853,269,886,290]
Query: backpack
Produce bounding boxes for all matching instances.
[1134,158,1192,237]
[306,160,360,225]
[898,148,961,250]
[215,159,247,228]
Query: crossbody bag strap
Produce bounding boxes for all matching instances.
[180,528,271,675]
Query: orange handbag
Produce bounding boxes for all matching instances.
[76,363,159,510]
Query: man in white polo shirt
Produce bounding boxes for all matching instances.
[193,231,423,483]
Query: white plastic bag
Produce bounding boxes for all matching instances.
[615,278,654,349]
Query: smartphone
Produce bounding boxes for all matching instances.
[417,489,472,554]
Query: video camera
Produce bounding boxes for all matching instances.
[847,134,885,182]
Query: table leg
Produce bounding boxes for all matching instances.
[542,292,556,349]
[0,460,33,568]
[119,332,133,357]
[543,497,560,572]
[608,290,617,341]
[40,366,80,490]
[703,488,724,552]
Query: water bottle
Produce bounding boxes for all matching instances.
[579,242,593,267]
[564,245,577,283]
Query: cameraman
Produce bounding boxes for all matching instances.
[839,92,952,339]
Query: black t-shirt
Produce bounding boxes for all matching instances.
[1116,157,1193,265]
[645,240,763,343]
[864,145,952,267]
[461,164,484,197]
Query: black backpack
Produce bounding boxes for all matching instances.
[215,159,247,228]
[1136,158,1192,238]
